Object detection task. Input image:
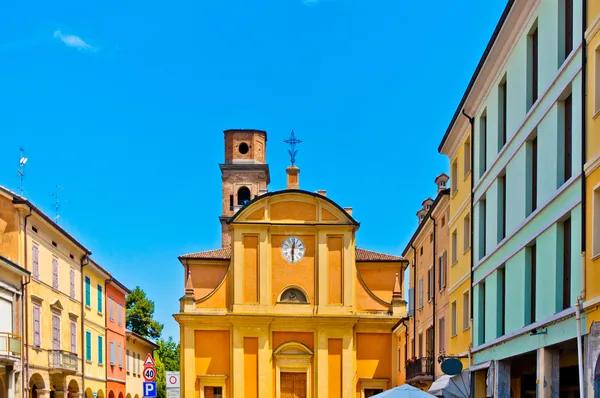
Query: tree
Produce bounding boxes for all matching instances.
[156,337,180,371]
[125,286,164,339]
[155,353,166,398]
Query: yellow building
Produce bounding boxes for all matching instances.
[585,1,600,394]
[83,261,110,398]
[175,129,408,398]
[125,331,157,398]
[438,109,472,370]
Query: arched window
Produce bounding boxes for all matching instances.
[237,187,251,206]
[278,287,308,304]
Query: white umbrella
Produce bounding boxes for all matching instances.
[373,384,436,397]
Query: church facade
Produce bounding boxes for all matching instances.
[175,129,408,398]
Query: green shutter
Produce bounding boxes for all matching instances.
[97,285,103,313]
[85,331,92,361]
[98,336,103,364]
[85,277,91,307]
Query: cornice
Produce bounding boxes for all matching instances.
[585,12,600,41]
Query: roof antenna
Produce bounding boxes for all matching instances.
[17,148,28,196]
[50,185,69,223]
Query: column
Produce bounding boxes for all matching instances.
[35,390,51,398]
[493,360,511,398]
[52,390,68,398]
[537,347,560,398]
[7,368,16,398]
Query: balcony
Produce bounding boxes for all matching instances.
[0,333,21,364]
[48,350,78,374]
[406,357,434,384]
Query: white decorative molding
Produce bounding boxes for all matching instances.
[585,12,600,41]
[584,152,600,176]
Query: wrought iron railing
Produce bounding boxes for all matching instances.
[0,333,21,357]
[406,357,433,381]
[48,350,78,372]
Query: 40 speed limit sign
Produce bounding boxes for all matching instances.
[143,367,157,382]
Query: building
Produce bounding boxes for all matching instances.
[82,261,110,398]
[397,176,450,392]
[446,0,584,395]
[125,331,157,398]
[584,0,600,394]
[175,129,408,398]
[105,280,129,398]
[438,78,473,377]
[0,255,29,398]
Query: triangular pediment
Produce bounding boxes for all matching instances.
[50,298,64,313]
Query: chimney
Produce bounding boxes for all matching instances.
[416,208,427,223]
[434,173,450,193]
[344,207,353,216]
[286,165,300,189]
[317,190,327,197]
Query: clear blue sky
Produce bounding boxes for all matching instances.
[1,0,507,341]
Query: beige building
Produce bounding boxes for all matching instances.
[125,331,156,398]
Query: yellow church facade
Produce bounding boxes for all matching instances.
[175,129,408,398]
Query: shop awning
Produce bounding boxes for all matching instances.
[427,372,470,397]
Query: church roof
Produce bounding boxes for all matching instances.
[179,247,404,262]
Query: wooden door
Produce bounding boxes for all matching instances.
[280,373,306,398]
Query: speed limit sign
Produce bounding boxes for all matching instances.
[143,367,156,382]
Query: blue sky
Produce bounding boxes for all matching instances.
[0,0,507,340]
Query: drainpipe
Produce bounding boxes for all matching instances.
[21,272,31,398]
[22,207,32,398]
[410,244,417,358]
[462,109,475,365]
[81,255,89,397]
[428,212,437,380]
[576,0,587,394]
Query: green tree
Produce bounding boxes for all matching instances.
[155,353,166,398]
[156,337,180,371]
[125,286,164,339]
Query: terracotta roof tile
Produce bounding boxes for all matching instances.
[180,246,403,262]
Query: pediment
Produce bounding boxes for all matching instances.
[50,298,64,313]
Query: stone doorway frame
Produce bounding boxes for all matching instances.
[274,342,313,398]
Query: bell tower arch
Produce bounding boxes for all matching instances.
[219,129,270,247]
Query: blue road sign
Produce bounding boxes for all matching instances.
[143,382,157,397]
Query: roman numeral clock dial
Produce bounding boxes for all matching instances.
[281,236,305,263]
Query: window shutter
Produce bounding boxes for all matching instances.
[98,285,103,313]
[118,345,123,368]
[33,305,40,347]
[85,331,92,361]
[118,303,122,326]
[418,278,423,309]
[408,288,414,316]
[70,322,77,353]
[32,244,39,279]
[52,314,60,349]
[110,342,116,365]
[98,336,103,364]
[85,277,91,307]
[127,350,130,371]
[70,269,75,298]
[110,298,114,321]
[52,257,59,289]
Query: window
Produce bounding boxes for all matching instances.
[138,353,141,375]
[438,252,447,290]
[109,298,114,321]
[451,230,458,264]
[463,291,470,330]
[451,301,457,337]
[420,246,423,256]
[229,194,233,211]
[110,342,116,365]
[429,233,433,243]
[498,76,507,150]
[464,213,471,252]
[85,331,92,361]
[528,136,538,215]
[527,23,538,110]
[451,160,458,195]
[418,333,423,358]
[118,303,123,326]
[397,347,401,372]
[32,243,39,279]
[127,349,130,372]
[237,186,251,206]
[478,111,487,177]
[498,266,506,337]
[439,317,445,353]
[70,269,75,299]
[33,304,41,347]
[479,200,487,260]
[479,282,486,345]
[441,216,445,228]
[52,256,59,289]
[562,94,572,184]
[528,244,537,324]
[595,48,600,114]
[98,336,103,365]
[52,314,60,349]
[498,175,506,242]
[70,322,77,353]
[85,276,91,307]
[594,188,600,256]
[561,0,573,62]
[426,327,434,357]
[97,285,103,313]
[418,278,423,309]
[562,217,572,310]
[427,268,433,302]
[118,345,123,368]
[464,137,471,177]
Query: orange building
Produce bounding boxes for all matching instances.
[175,129,408,398]
[105,280,129,398]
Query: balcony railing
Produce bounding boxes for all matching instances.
[0,333,21,359]
[48,350,78,373]
[406,357,434,382]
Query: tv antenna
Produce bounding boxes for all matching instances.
[17,148,28,196]
[50,185,69,223]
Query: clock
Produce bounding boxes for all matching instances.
[281,236,305,263]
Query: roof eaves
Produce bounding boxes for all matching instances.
[0,255,30,276]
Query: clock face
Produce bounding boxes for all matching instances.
[281,236,305,263]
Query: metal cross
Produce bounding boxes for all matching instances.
[283,130,302,165]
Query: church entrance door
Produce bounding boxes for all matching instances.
[280,372,306,398]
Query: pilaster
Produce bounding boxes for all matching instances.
[493,360,511,398]
[182,327,196,398]
[342,332,353,398]
[316,329,328,397]
[537,347,560,398]
[231,327,244,398]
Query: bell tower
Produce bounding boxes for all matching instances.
[219,129,270,247]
